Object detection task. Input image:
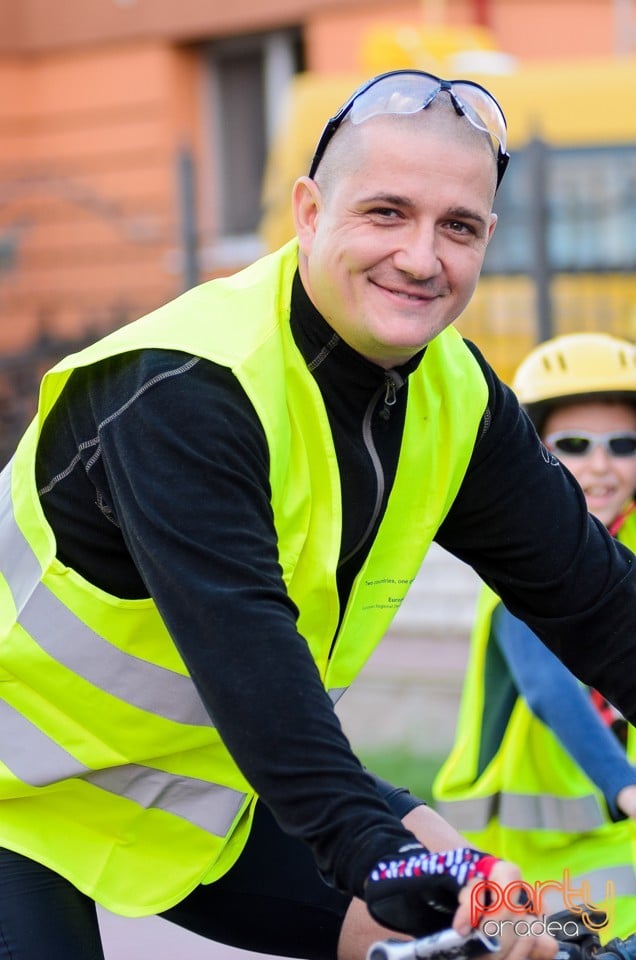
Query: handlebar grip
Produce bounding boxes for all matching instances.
[368,942,421,960]
[368,941,426,960]
[367,929,500,960]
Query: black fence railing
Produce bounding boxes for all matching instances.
[0,329,104,469]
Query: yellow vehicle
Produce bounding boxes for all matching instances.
[261,54,636,383]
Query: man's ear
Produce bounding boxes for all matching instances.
[292,176,322,256]
[487,212,498,244]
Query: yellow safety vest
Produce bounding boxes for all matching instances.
[434,513,636,938]
[0,238,488,916]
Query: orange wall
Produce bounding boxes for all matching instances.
[306,0,621,73]
[0,0,625,61]
[0,41,200,351]
[493,0,615,59]
[0,0,310,51]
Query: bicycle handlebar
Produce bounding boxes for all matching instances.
[368,925,636,960]
[367,929,500,960]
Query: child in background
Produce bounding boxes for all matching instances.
[434,332,636,938]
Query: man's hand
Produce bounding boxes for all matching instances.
[364,844,500,937]
[455,859,558,960]
[364,846,559,960]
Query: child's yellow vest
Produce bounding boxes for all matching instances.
[434,513,636,938]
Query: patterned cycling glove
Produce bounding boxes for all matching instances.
[364,844,499,936]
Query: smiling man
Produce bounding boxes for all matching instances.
[295,96,498,367]
[0,71,635,960]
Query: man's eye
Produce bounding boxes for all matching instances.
[448,220,477,236]
[448,220,471,233]
[370,207,401,219]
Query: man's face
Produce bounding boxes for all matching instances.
[293,115,498,369]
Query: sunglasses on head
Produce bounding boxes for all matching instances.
[308,69,510,188]
[544,430,636,458]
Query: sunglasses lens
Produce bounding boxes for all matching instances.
[452,82,508,153]
[609,436,636,456]
[349,74,440,126]
[550,433,636,457]
[554,436,591,456]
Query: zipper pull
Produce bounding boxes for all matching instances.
[380,377,397,421]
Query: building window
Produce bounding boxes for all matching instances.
[206,30,303,258]
[549,146,636,270]
[484,143,636,274]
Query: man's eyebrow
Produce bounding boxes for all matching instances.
[358,192,415,208]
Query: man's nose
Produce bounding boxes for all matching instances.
[392,225,442,280]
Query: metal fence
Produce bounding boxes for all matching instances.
[0,329,105,468]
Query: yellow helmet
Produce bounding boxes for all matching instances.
[512,332,636,429]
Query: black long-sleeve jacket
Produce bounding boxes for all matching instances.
[35,271,635,899]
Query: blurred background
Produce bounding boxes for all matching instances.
[2,0,636,464]
[1,1,635,954]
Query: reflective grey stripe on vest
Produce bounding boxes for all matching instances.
[19,582,212,727]
[329,688,347,704]
[537,864,636,912]
[84,766,246,837]
[0,461,246,837]
[0,460,211,727]
[0,459,43,614]
[435,797,495,833]
[437,790,605,833]
[0,698,89,784]
[501,791,605,832]
[0,699,246,837]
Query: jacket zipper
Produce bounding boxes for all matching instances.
[339,370,404,566]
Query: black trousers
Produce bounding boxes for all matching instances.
[0,780,423,960]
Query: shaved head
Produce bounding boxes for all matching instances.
[313,93,499,202]
[291,83,498,368]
